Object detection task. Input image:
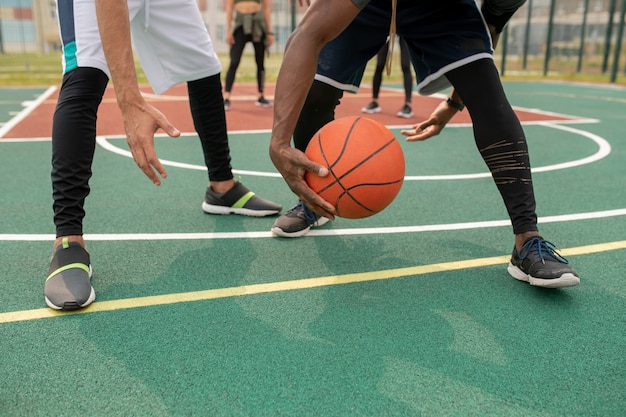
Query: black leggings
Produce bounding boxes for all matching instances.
[293,59,537,235]
[372,37,413,103]
[51,68,232,237]
[224,26,266,94]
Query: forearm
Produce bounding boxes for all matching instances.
[225,0,234,33]
[94,0,141,109]
[263,0,272,32]
[271,33,318,150]
[271,0,359,150]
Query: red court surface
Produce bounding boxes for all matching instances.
[3,83,579,139]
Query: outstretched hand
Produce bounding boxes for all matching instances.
[121,100,181,185]
[269,144,336,220]
[401,100,458,141]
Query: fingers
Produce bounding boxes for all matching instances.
[160,121,181,139]
[401,118,446,142]
[127,134,167,185]
[127,113,178,185]
[294,181,336,220]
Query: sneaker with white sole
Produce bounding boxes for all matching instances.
[202,181,281,217]
[396,104,413,118]
[255,96,272,107]
[507,236,580,288]
[271,200,330,237]
[361,101,381,114]
[44,238,95,310]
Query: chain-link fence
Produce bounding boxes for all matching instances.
[0,0,624,85]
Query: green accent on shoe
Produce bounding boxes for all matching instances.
[232,191,255,209]
[46,262,91,282]
[62,237,69,249]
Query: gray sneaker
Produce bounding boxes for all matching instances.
[507,237,580,288]
[271,200,330,237]
[44,238,95,310]
[202,181,281,217]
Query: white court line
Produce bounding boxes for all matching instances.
[95,122,611,181]
[0,86,57,139]
[2,208,626,242]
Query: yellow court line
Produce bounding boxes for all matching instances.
[1,240,625,324]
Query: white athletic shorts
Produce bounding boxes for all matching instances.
[56,0,222,94]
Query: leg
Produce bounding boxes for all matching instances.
[395,37,414,118]
[399,37,413,105]
[223,27,247,101]
[52,67,108,243]
[362,44,386,114]
[372,44,387,100]
[446,59,537,241]
[293,80,344,152]
[188,74,233,185]
[47,67,108,310]
[252,38,271,107]
[253,39,266,96]
[446,59,578,287]
[187,74,281,217]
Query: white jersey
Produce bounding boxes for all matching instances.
[56,0,222,94]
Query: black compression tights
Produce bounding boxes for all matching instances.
[51,67,108,237]
[187,74,233,182]
[51,70,233,237]
[224,27,266,94]
[293,59,538,235]
[372,37,412,103]
[446,58,537,234]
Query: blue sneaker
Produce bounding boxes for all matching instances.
[507,237,580,288]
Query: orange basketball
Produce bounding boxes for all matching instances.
[304,116,405,219]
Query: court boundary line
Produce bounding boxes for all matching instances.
[91,121,608,181]
[1,239,624,324]
[1,208,625,242]
[0,86,57,139]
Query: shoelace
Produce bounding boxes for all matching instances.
[288,201,320,225]
[518,237,569,265]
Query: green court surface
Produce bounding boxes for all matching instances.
[0,81,625,416]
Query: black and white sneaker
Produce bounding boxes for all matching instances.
[508,237,580,288]
[202,181,281,217]
[396,104,413,118]
[255,96,272,107]
[361,101,381,114]
[271,200,330,238]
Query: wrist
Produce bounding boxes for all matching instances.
[446,96,465,112]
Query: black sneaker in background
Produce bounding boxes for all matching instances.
[361,101,381,114]
[255,96,272,107]
[396,104,413,118]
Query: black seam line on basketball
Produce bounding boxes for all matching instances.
[318,136,399,196]
[335,178,405,216]
[318,117,361,188]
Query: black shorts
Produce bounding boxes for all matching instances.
[316,0,493,95]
